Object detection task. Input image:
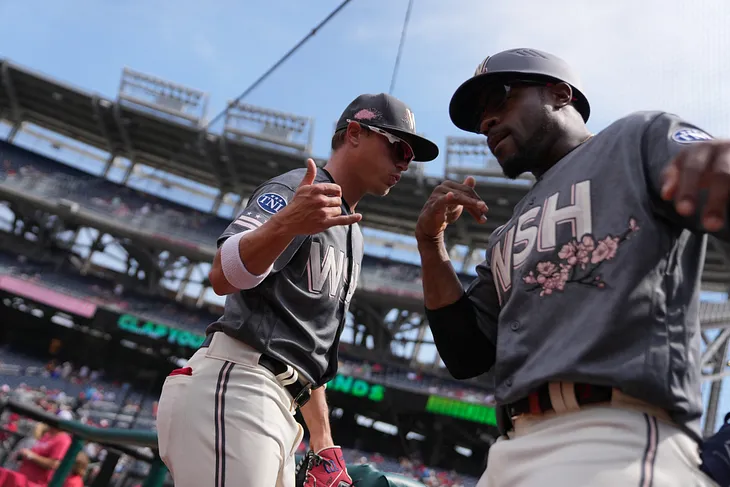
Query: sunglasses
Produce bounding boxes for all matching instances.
[476,79,579,129]
[346,119,415,163]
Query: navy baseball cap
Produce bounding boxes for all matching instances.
[449,48,591,133]
[335,93,439,162]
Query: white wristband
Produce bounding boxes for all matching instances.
[220,231,273,290]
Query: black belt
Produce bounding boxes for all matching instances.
[506,383,613,417]
[201,334,312,409]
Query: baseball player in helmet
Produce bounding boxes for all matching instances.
[416,47,730,486]
[155,93,438,487]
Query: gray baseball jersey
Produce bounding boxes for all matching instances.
[206,167,363,387]
[428,111,722,439]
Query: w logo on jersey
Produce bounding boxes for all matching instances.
[306,242,360,301]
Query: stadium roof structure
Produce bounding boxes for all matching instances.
[2,59,729,286]
[0,60,533,257]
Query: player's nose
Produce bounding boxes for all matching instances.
[394,160,409,172]
[479,115,499,137]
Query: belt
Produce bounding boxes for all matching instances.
[200,334,312,409]
[506,383,613,418]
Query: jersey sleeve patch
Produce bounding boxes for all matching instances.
[671,128,714,144]
[256,192,288,214]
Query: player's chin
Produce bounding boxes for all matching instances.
[492,142,516,165]
[372,179,394,196]
[501,157,529,180]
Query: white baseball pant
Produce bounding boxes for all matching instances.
[156,332,304,487]
[476,387,718,487]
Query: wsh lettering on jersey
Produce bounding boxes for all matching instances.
[490,180,640,302]
[307,242,360,302]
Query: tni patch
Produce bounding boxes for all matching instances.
[256,192,287,214]
[672,128,713,144]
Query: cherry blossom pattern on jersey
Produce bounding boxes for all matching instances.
[522,217,640,297]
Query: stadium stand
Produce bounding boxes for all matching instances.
[0,246,492,403]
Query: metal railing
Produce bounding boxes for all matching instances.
[0,398,167,487]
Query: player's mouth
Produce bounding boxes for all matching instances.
[487,129,510,154]
[388,173,401,186]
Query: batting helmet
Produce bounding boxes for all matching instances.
[449,48,591,133]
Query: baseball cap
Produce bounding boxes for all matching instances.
[449,48,591,133]
[335,93,439,162]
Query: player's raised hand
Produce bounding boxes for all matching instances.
[415,176,488,242]
[274,158,362,235]
[661,140,730,233]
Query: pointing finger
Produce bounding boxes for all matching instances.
[444,191,489,214]
[432,192,487,222]
[673,145,713,216]
[702,148,730,232]
[468,208,488,224]
[660,162,680,201]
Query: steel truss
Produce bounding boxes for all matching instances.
[0,199,214,315]
[0,188,451,369]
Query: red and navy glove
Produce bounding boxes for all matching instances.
[295,446,353,487]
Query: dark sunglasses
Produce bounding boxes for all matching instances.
[347,119,415,163]
[476,79,579,129]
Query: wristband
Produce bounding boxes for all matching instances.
[220,231,273,290]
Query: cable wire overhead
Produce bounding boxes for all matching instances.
[389,0,415,95]
[203,0,355,133]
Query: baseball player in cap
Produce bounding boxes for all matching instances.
[416,47,730,486]
[156,93,438,487]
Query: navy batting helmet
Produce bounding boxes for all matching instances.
[449,48,591,133]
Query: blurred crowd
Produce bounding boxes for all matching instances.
[0,351,482,486]
[0,383,478,487]
[0,384,155,487]
[0,249,494,404]
[344,448,476,487]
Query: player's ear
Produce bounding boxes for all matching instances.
[549,82,573,110]
[346,121,364,147]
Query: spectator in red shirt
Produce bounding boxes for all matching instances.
[17,410,73,486]
[62,452,89,487]
[0,413,19,442]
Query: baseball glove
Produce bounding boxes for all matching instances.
[295,446,354,487]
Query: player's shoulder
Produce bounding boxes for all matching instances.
[261,168,306,191]
[601,110,669,134]
[260,165,332,190]
[603,110,714,144]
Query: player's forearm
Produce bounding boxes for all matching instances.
[417,235,465,309]
[299,387,334,452]
[209,217,295,295]
[237,216,295,275]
